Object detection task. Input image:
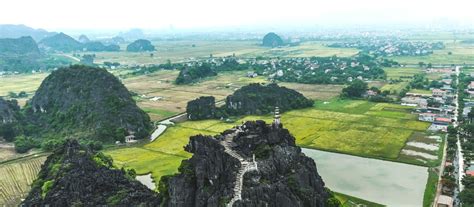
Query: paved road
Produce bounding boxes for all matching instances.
[433,66,463,207]
[60,54,81,62]
[454,66,465,194]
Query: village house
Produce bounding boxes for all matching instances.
[125,135,137,143]
[426,68,454,74]
[246,71,258,78]
[463,107,472,118]
[365,90,378,97]
[436,195,454,207]
[469,81,474,90]
[432,89,447,97]
[441,85,454,92]
[418,113,437,122]
[441,79,452,85]
[401,96,428,108]
[434,117,452,125]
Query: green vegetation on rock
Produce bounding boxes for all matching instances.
[262,32,284,47]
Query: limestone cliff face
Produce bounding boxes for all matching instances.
[22,139,161,206]
[0,98,20,124]
[162,120,330,207]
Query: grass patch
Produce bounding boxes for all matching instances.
[0,73,48,97]
[384,67,422,80]
[392,42,474,65]
[142,108,178,121]
[422,169,439,207]
[409,89,432,95]
[104,147,189,188]
[334,192,385,207]
[381,82,408,94]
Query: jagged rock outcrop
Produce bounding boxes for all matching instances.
[175,63,217,85]
[22,139,161,206]
[126,39,155,52]
[225,83,313,115]
[27,65,152,142]
[262,32,284,47]
[186,96,217,120]
[0,98,21,141]
[161,120,330,207]
[186,83,313,120]
[0,98,20,124]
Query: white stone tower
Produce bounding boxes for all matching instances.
[273,106,281,127]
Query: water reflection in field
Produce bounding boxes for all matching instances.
[303,148,428,207]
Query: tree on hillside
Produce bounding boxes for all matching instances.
[341,79,368,98]
[460,188,474,206]
[186,96,217,120]
[469,110,474,123]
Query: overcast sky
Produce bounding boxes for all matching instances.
[1,0,473,30]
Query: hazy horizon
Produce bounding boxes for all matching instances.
[1,0,474,31]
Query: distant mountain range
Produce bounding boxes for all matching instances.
[0,24,55,42]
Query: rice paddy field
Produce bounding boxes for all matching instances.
[124,70,343,121]
[392,42,474,65]
[105,99,433,189]
[86,40,358,66]
[0,156,47,206]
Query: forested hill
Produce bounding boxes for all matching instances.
[0,36,44,72]
[186,83,313,120]
[23,139,161,206]
[126,39,155,52]
[0,36,41,57]
[225,83,313,115]
[39,32,120,52]
[39,32,83,52]
[26,65,152,143]
[262,32,284,47]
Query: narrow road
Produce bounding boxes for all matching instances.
[59,54,81,62]
[433,66,462,207]
[220,128,258,207]
[433,134,448,207]
[454,66,465,194]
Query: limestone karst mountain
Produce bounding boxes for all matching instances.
[161,120,332,206]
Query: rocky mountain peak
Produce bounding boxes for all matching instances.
[22,139,161,206]
[162,120,330,207]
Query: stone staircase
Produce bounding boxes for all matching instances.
[221,129,258,207]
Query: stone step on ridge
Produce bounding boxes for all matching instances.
[221,128,258,207]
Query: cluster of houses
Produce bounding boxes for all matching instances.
[402,70,455,132]
[176,55,386,85]
[328,39,445,57]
